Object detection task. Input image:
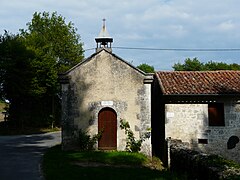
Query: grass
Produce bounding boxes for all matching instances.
[42,145,184,180]
[67,151,148,165]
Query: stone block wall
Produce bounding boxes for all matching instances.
[170,140,240,179]
[165,101,240,163]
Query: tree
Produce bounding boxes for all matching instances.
[21,11,84,73]
[0,32,36,127]
[137,63,155,73]
[18,11,84,127]
[205,61,240,71]
[173,58,204,71]
[0,12,84,128]
[173,58,240,71]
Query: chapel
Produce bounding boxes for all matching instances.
[60,20,240,164]
[60,20,153,154]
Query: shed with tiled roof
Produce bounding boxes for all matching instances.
[152,70,240,165]
[156,71,240,95]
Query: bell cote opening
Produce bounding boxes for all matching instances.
[95,19,113,52]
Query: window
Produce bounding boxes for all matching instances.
[198,139,208,144]
[208,103,225,126]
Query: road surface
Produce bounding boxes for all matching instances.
[0,131,61,180]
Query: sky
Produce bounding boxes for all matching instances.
[1,0,240,70]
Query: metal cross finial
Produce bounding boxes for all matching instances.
[103,18,106,27]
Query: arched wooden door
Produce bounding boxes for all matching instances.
[98,108,117,150]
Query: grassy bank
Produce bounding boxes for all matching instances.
[42,145,184,180]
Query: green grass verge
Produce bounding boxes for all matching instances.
[67,150,148,165]
[42,145,184,180]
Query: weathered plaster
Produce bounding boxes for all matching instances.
[60,49,152,155]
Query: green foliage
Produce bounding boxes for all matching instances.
[137,63,155,73]
[173,58,204,71]
[67,150,149,165]
[205,61,240,71]
[20,11,84,96]
[173,57,240,71]
[0,32,39,126]
[0,11,84,128]
[43,145,183,180]
[0,32,34,99]
[77,129,102,151]
[120,119,150,153]
[20,11,84,73]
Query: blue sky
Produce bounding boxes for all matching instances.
[1,0,240,70]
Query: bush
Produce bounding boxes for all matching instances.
[77,129,102,151]
[120,119,150,153]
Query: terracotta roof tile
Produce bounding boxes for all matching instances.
[156,71,240,95]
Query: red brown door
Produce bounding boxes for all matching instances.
[98,108,117,150]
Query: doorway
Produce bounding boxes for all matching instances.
[98,107,117,150]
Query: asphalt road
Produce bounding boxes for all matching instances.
[0,131,61,180]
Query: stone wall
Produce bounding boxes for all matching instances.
[61,49,152,155]
[170,139,240,179]
[165,101,240,163]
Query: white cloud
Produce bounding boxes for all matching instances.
[218,20,235,31]
[1,0,240,70]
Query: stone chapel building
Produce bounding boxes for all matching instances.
[60,21,240,164]
[59,21,153,155]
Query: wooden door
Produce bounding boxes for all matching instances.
[98,108,117,150]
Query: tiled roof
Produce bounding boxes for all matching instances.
[156,71,240,95]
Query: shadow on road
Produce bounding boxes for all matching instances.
[0,132,61,180]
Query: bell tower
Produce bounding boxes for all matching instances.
[95,19,113,52]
